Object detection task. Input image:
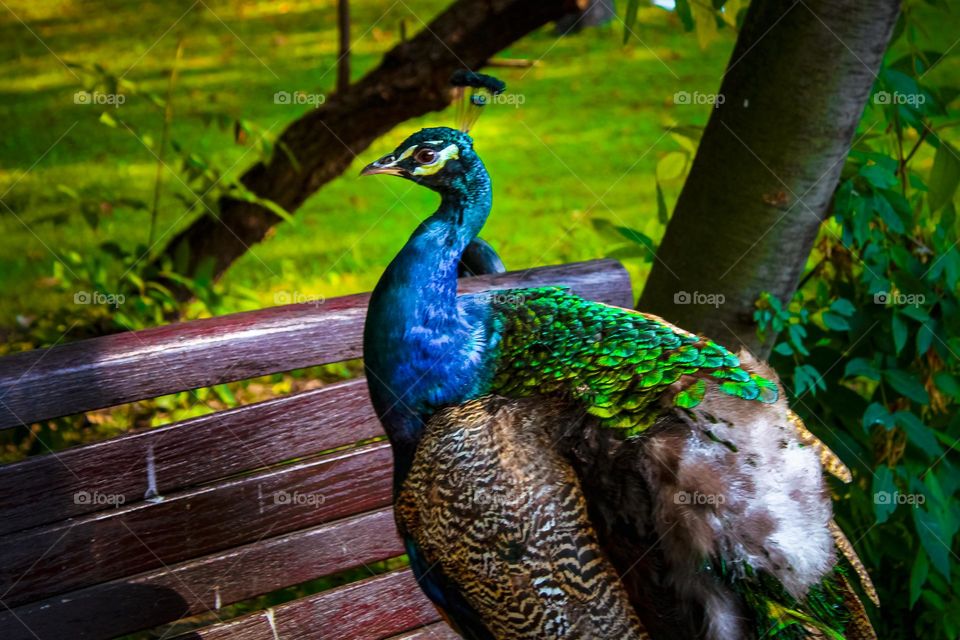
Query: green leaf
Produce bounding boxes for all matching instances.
[822,311,850,331]
[892,312,909,354]
[773,342,793,356]
[674,0,695,30]
[895,411,943,457]
[229,183,296,224]
[934,372,960,399]
[656,151,688,183]
[873,465,897,524]
[212,384,238,407]
[99,112,119,128]
[917,321,935,355]
[901,305,931,323]
[861,163,898,190]
[914,507,953,580]
[655,180,669,225]
[721,0,743,28]
[872,192,906,234]
[863,402,894,431]
[884,369,931,405]
[794,364,824,397]
[845,357,880,381]
[910,550,929,608]
[56,184,80,200]
[691,0,718,50]
[929,141,960,212]
[613,226,655,249]
[830,298,856,316]
[787,323,809,355]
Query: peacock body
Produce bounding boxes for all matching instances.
[361,123,876,639]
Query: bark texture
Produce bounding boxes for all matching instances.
[639,0,901,357]
[159,0,573,292]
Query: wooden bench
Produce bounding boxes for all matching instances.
[0,259,633,640]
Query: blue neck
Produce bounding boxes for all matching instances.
[363,162,493,479]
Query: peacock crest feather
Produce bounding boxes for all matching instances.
[451,69,506,133]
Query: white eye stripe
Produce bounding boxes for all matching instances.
[396,145,418,161]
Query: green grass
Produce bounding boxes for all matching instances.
[0,0,735,330]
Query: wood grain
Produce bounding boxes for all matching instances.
[0,441,394,608]
[387,624,460,639]
[0,509,405,640]
[0,378,381,537]
[173,569,441,640]
[0,260,632,428]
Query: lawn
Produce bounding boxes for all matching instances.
[0,0,734,333]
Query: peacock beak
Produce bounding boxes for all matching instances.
[360,154,405,177]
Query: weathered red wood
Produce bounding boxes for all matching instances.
[0,260,632,428]
[388,624,460,639]
[0,441,394,608]
[0,378,382,537]
[175,569,440,640]
[0,508,405,640]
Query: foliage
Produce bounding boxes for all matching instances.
[752,6,960,637]
[620,1,960,637]
[0,54,292,461]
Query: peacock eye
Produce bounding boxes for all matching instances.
[414,148,438,164]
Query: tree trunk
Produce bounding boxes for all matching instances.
[639,0,900,358]
[337,0,350,95]
[159,0,574,295]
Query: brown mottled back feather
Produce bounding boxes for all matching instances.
[396,395,649,639]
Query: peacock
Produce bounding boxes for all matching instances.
[360,72,878,640]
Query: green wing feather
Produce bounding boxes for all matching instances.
[485,287,778,436]
[734,563,874,640]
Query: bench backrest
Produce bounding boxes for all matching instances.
[0,259,633,640]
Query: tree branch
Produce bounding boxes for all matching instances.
[158,0,574,296]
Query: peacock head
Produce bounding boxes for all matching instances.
[360,127,485,197]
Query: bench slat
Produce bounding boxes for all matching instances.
[174,569,441,640]
[0,377,380,537]
[388,624,460,639]
[0,441,393,608]
[0,260,632,428]
[0,508,404,640]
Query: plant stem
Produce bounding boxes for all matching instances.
[149,38,183,251]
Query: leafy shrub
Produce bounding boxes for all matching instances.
[755,28,960,639]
